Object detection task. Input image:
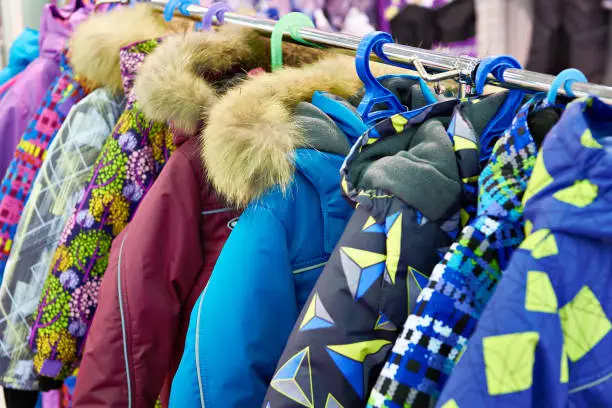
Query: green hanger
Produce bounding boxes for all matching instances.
[270,12,318,72]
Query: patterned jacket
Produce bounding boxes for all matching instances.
[437,96,612,407]
[263,96,468,407]
[0,54,87,283]
[0,89,124,391]
[30,38,175,381]
[368,95,554,407]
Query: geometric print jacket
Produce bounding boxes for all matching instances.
[263,99,475,407]
[0,53,87,283]
[30,38,175,382]
[437,96,612,408]
[368,95,541,408]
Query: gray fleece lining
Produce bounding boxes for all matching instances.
[294,102,351,156]
[358,118,461,221]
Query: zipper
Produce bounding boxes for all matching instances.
[117,233,133,408]
[195,287,208,407]
[292,261,327,274]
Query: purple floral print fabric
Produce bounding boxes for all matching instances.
[30,38,175,381]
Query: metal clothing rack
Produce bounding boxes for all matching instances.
[147,0,612,100]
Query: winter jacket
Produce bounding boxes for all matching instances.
[29,37,172,383]
[169,55,408,408]
[436,96,612,407]
[0,54,87,283]
[0,28,39,85]
[368,94,561,408]
[71,29,322,408]
[0,88,124,391]
[264,85,528,406]
[263,92,462,407]
[29,2,214,381]
[0,4,87,184]
[527,0,609,83]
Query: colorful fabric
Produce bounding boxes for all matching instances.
[368,96,541,408]
[263,99,470,407]
[0,54,87,282]
[0,5,87,186]
[31,38,174,381]
[437,96,612,407]
[0,89,124,390]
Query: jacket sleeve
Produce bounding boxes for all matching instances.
[436,230,574,408]
[73,149,203,408]
[368,215,523,407]
[171,203,297,408]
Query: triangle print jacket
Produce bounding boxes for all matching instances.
[437,96,612,408]
[263,96,473,407]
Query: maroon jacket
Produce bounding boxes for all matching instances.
[73,135,237,407]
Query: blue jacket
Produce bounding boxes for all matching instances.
[0,28,39,85]
[170,90,355,406]
[437,96,612,407]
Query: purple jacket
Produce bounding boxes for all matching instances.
[0,5,87,178]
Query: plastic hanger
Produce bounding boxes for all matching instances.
[473,55,526,162]
[355,31,407,125]
[546,68,588,105]
[200,2,233,30]
[270,12,318,72]
[164,0,200,21]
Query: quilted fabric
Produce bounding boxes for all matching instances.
[0,53,87,282]
[368,96,540,407]
[30,38,175,381]
[437,96,612,408]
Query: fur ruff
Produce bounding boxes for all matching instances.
[69,4,190,95]
[134,26,324,135]
[202,55,407,207]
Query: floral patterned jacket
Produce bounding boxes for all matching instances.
[30,38,175,381]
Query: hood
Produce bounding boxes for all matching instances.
[201,54,408,207]
[523,97,612,242]
[68,3,192,95]
[7,28,39,69]
[133,26,323,135]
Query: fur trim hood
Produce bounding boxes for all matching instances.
[202,55,407,207]
[134,26,323,135]
[69,4,190,95]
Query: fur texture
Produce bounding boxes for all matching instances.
[69,4,190,95]
[134,26,325,135]
[202,55,407,207]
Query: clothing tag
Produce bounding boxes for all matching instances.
[247,67,266,78]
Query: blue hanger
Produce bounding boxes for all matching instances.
[474,55,525,162]
[199,2,232,30]
[546,68,588,105]
[164,0,200,21]
[356,31,407,125]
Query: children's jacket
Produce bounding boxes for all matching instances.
[71,28,322,408]
[368,95,561,408]
[0,53,87,283]
[436,96,612,408]
[29,37,172,383]
[169,56,407,408]
[264,87,526,407]
[0,5,86,184]
[0,88,124,391]
[0,28,39,85]
[263,90,464,407]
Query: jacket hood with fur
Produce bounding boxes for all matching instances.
[133,26,322,136]
[68,3,191,95]
[201,54,409,207]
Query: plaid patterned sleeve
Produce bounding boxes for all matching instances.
[367,98,539,408]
